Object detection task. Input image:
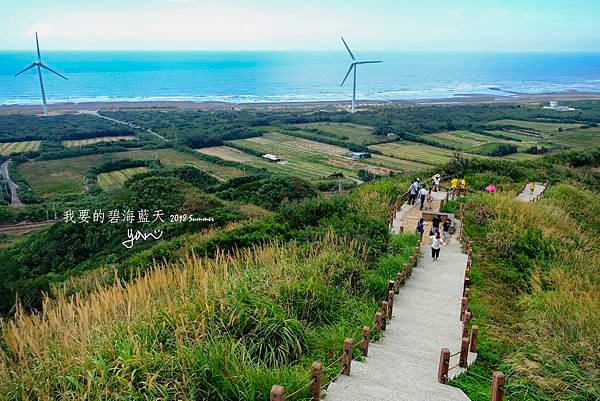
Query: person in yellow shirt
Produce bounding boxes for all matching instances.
[450,177,458,199]
[529,181,536,194]
[460,178,466,196]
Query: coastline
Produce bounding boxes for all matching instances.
[2,90,600,114]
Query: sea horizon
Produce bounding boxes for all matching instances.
[2,50,600,106]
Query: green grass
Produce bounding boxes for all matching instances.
[97,167,150,192]
[427,130,494,148]
[228,132,393,180]
[488,119,583,134]
[0,141,41,155]
[17,154,103,198]
[369,141,458,165]
[62,136,137,148]
[293,122,380,145]
[549,127,600,148]
[112,149,247,181]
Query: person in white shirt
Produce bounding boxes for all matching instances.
[419,186,428,210]
[430,231,442,261]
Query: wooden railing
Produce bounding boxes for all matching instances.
[438,202,507,401]
[269,239,422,400]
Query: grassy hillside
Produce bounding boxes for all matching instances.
[448,186,599,401]
[0,178,419,400]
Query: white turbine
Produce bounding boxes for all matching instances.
[340,37,381,113]
[14,32,67,117]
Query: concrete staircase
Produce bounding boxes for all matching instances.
[325,202,475,401]
[516,182,547,203]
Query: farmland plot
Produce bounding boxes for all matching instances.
[0,141,41,155]
[62,136,137,147]
[97,167,150,191]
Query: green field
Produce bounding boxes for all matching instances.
[62,136,137,148]
[293,122,381,145]
[112,149,247,181]
[488,119,584,134]
[427,130,495,148]
[227,132,402,180]
[97,167,150,192]
[369,141,458,166]
[0,141,41,155]
[550,127,600,148]
[18,154,103,198]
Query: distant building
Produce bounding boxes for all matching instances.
[262,153,282,162]
[386,133,398,140]
[347,151,371,160]
[543,101,575,112]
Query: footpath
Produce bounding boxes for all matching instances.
[325,194,475,401]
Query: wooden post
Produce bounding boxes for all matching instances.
[464,288,470,299]
[438,348,450,384]
[387,290,394,319]
[402,264,409,282]
[361,326,370,357]
[459,337,470,368]
[490,372,505,401]
[470,326,479,353]
[387,280,395,294]
[463,277,470,297]
[310,362,322,401]
[381,302,388,330]
[394,272,402,294]
[462,312,471,338]
[375,312,382,332]
[460,297,468,321]
[342,338,353,376]
[270,385,285,401]
[439,198,445,212]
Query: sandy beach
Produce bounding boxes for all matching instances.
[1,91,600,114]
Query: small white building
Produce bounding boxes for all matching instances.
[543,101,575,112]
[262,153,282,163]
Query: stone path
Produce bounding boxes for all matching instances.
[516,182,546,202]
[325,195,475,401]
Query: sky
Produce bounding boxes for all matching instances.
[1,0,599,51]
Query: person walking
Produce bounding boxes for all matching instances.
[432,174,441,192]
[529,181,536,194]
[409,178,420,205]
[460,178,467,197]
[430,231,442,261]
[432,214,442,234]
[451,177,458,200]
[419,185,428,210]
[425,189,433,210]
[442,218,451,245]
[416,217,427,238]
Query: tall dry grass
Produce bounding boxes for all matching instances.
[461,189,600,400]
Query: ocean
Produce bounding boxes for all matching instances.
[0,51,599,105]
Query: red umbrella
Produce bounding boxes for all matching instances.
[485,185,497,192]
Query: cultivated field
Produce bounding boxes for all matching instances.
[293,122,381,145]
[195,146,260,163]
[112,149,247,181]
[18,154,103,198]
[488,119,583,134]
[97,167,150,192]
[369,141,457,166]
[62,136,137,148]
[0,141,41,156]
[226,132,405,180]
[427,130,494,148]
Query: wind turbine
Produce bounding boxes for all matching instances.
[340,37,381,113]
[14,33,67,116]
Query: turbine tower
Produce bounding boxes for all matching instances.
[14,33,67,116]
[340,37,381,113]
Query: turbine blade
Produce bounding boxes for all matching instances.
[40,63,68,80]
[340,64,354,86]
[356,60,383,64]
[341,36,356,61]
[14,63,37,77]
[35,32,41,61]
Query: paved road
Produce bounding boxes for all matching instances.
[80,110,168,142]
[1,161,22,206]
[326,200,475,401]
